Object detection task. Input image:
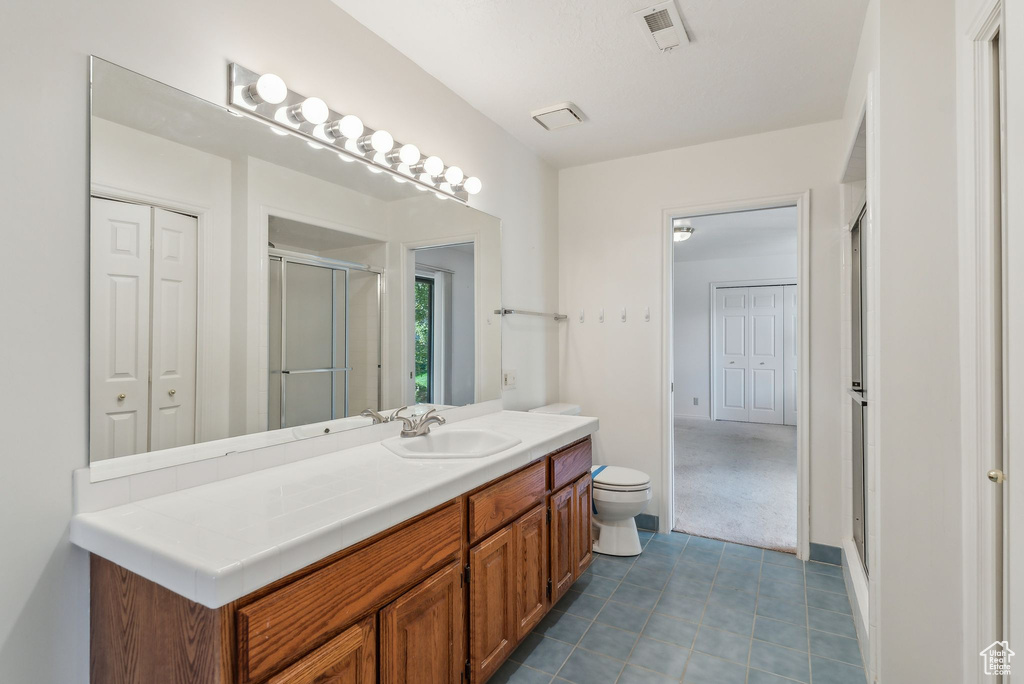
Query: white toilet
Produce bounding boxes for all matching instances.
[590,465,652,557]
[528,403,652,558]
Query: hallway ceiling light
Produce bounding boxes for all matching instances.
[673,218,694,242]
[228,64,479,203]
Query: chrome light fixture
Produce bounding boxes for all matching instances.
[228,64,478,203]
[672,218,694,242]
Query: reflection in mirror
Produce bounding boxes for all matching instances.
[89,58,501,475]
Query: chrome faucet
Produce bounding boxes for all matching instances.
[396,408,447,438]
[360,408,387,424]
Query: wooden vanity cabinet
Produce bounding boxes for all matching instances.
[89,436,593,684]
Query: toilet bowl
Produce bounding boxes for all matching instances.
[591,465,652,557]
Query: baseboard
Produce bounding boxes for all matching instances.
[841,539,871,677]
[809,542,842,566]
[635,514,659,532]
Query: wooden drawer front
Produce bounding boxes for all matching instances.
[468,461,546,544]
[550,439,592,492]
[266,615,375,684]
[238,502,462,684]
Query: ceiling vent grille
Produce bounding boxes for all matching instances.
[635,2,689,52]
[531,102,586,131]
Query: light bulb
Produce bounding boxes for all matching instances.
[371,130,393,152]
[367,151,386,173]
[247,73,287,105]
[338,152,355,163]
[439,182,453,194]
[307,141,324,150]
[444,166,464,185]
[463,176,482,195]
[435,192,448,201]
[396,163,412,177]
[326,114,363,140]
[288,97,329,125]
[344,139,364,157]
[416,172,433,190]
[423,156,444,177]
[357,130,394,154]
[398,144,420,165]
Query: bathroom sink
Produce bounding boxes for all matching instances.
[382,428,522,459]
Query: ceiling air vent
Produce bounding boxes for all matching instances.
[531,102,586,131]
[635,1,689,52]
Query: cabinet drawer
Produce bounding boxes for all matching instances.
[468,461,546,544]
[550,438,592,491]
[237,502,462,683]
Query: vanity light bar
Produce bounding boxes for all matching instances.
[228,64,482,203]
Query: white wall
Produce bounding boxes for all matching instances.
[673,254,797,420]
[0,1,558,680]
[874,0,963,680]
[558,120,844,546]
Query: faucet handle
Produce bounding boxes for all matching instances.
[389,406,409,422]
[360,408,385,424]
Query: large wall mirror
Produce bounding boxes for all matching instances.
[89,57,501,478]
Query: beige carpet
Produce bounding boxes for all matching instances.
[673,417,797,552]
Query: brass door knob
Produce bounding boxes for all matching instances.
[117,393,126,401]
[168,389,176,396]
[988,469,1006,484]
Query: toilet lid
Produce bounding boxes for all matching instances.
[591,465,650,490]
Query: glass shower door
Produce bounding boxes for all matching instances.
[269,257,350,429]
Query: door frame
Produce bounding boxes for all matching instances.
[662,191,811,559]
[709,279,798,424]
[957,0,1011,680]
[89,185,210,445]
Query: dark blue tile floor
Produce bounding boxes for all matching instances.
[494,530,867,684]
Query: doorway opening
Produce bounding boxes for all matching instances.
[411,243,476,406]
[670,205,800,552]
[266,216,384,430]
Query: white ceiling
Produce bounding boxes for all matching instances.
[673,206,797,262]
[331,0,868,168]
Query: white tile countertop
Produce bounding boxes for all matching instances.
[70,410,598,608]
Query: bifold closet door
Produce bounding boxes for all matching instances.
[90,197,152,459]
[747,286,785,425]
[713,285,787,425]
[714,288,750,421]
[149,208,198,451]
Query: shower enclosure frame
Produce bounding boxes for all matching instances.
[269,248,383,428]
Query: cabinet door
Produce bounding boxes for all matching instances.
[550,485,575,603]
[574,475,593,577]
[469,527,515,683]
[267,616,375,684]
[380,562,464,684]
[514,505,549,641]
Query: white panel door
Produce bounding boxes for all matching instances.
[783,284,798,426]
[714,288,750,421]
[149,208,198,451]
[747,286,785,424]
[90,198,152,460]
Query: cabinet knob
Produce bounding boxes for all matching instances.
[117,393,126,401]
[168,389,176,396]
[988,469,1006,484]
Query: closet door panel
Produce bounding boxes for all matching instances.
[90,197,152,459]
[149,208,198,451]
